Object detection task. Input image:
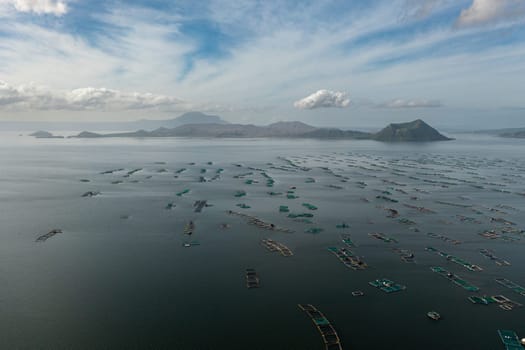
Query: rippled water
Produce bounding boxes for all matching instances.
[0,132,524,349]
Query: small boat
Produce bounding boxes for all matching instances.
[351,290,364,297]
[427,311,441,320]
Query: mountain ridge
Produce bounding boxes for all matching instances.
[8,111,229,132]
[70,119,451,142]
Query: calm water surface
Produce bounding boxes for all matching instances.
[0,132,524,349]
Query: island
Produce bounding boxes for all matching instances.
[29,131,64,139]
[474,127,525,138]
[71,118,451,142]
[500,130,525,139]
[373,119,451,142]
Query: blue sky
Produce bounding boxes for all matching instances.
[0,0,524,129]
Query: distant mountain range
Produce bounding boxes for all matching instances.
[67,117,451,142]
[2,111,229,132]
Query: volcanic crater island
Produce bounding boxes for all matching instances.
[69,112,452,142]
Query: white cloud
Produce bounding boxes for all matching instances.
[400,0,456,21]
[378,99,442,108]
[456,0,525,27]
[0,80,193,111]
[0,11,193,92]
[2,0,68,16]
[294,90,351,110]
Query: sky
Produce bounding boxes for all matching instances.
[0,0,524,129]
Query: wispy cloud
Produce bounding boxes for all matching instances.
[0,0,524,127]
[2,0,68,16]
[399,0,456,21]
[378,99,443,108]
[294,90,350,110]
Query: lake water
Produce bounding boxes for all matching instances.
[0,132,524,349]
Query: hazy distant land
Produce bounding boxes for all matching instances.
[57,113,451,142]
[472,127,525,139]
[500,130,525,139]
[18,111,525,141]
[29,130,64,139]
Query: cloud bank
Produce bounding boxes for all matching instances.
[457,0,525,27]
[0,80,191,111]
[294,90,350,110]
[378,99,442,108]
